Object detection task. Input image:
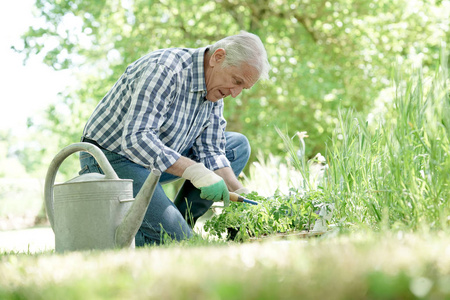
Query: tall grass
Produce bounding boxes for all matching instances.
[322,60,449,230]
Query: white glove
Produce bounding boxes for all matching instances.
[182,163,230,205]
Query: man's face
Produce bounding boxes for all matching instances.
[205,49,260,102]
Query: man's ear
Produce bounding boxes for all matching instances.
[210,48,226,67]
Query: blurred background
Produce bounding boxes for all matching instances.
[1,0,449,230]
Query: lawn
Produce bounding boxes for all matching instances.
[1,231,449,299]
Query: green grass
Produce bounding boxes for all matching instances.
[1,231,450,299]
[310,60,449,232]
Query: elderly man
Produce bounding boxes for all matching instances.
[79,31,270,245]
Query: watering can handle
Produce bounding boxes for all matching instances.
[44,142,120,230]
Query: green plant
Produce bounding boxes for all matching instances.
[203,191,325,241]
[323,59,450,230]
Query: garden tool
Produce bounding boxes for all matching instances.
[230,192,259,205]
[44,142,161,253]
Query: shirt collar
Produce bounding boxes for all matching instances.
[190,46,209,93]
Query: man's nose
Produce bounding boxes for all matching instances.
[230,86,243,98]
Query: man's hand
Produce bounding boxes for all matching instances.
[182,163,230,206]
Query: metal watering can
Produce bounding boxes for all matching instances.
[44,142,161,252]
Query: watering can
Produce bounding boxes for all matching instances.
[44,142,161,253]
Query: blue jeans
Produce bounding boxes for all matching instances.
[79,132,250,246]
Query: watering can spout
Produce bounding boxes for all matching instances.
[115,169,161,248]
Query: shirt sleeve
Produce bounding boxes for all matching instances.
[192,99,231,171]
[121,63,181,172]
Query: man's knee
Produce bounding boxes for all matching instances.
[226,132,251,161]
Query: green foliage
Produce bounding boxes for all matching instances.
[15,0,450,171]
[204,191,323,241]
[321,62,450,230]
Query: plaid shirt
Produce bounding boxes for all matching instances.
[82,47,230,172]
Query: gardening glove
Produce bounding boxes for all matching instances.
[234,187,251,195]
[182,163,230,206]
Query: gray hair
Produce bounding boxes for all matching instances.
[209,31,270,80]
